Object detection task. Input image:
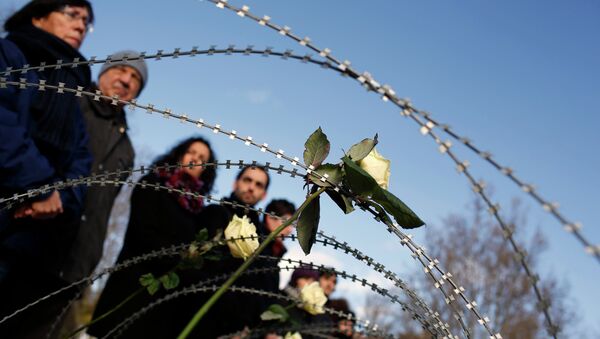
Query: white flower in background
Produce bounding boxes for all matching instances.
[299,281,327,315]
[186,243,199,259]
[358,147,391,189]
[224,215,259,260]
[284,332,302,339]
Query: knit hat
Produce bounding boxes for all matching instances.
[290,266,319,287]
[99,50,148,93]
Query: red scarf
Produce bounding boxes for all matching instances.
[157,168,204,213]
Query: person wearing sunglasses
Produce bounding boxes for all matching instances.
[0,1,94,337]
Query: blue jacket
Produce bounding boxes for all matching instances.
[0,36,92,278]
[0,37,91,217]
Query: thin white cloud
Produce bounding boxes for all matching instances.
[245,89,272,104]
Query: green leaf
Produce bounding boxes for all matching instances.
[362,200,393,225]
[146,280,160,295]
[297,191,321,255]
[159,272,180,290]
[342,156,424,228]
[303,127,330,168]
[195,228,209,242]
[346,134,378,162]
[139,273,156,287]
[372,188,425,229]
[260,304,290,322]
[325,189,354,214]
[309,163,343,188]
[139,273,161,295]
[341,156,379,197]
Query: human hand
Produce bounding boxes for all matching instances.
[14,191,63,219]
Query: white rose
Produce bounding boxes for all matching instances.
[284,332,302,339]
[186,243,199,258]
[224,215,259,260]
[299,281,327,315]
[358,147,391,190]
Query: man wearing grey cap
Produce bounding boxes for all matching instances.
[60,50,148,283]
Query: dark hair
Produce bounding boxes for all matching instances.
[289,266,319,288]
[265,199,295,219]
[319,267,337,279]
[328,298,355,322]
[4,0,94,32]
[235,165,270,190]
[152,136,217,195]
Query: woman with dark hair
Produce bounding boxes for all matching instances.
[89,136,218,338]
[0,0,94,337]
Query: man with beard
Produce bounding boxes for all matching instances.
[192,166,273,336]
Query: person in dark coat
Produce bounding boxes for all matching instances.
[200,167,298,337]
[61,50,148,283]
[88,136,217,338]
[260,267,332,338]
[262,199,296,292]
[0,1,94,337]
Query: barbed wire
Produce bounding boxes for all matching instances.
[0,233,446,337]
[260,257,452,338]
[0,119,494,338]
[2,47,596,267]
[0,44,589,336]
[0,161,302,211]
[0,15,596,264]
[103,265,398,339]
[0,241,186,325]
[0,73,499,335]
[199,1,576,336]
[0,160,535,337]
[220,323,359,339]
[0,46,341,78]
[201,0,599,267]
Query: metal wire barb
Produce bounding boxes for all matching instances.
[200,0,599,270]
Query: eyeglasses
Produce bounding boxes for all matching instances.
[59,7,94,33]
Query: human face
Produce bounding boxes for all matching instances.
[233,168,268,206]
[319,275,337,296]
[296,277,315,290]
[31,6,90,49]
[180,142,210,179]
[265,213,294,236]
[98,66,142,102]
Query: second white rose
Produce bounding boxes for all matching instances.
[299,281,327,315]
[358,147,391,190]
[224,215,260,260]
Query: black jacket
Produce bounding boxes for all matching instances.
[199,195,284,337]
[60,86,135,282]
[89,172,208,338]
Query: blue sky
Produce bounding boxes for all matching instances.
[3,0,600,335]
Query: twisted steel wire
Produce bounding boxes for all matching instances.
[202,0,599,267]
[0,232,445,337]
[0,161,301,211]
[0,89,491,337]
[1,45,595,266]
[104,265,399,339]
[201,2,573,336]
